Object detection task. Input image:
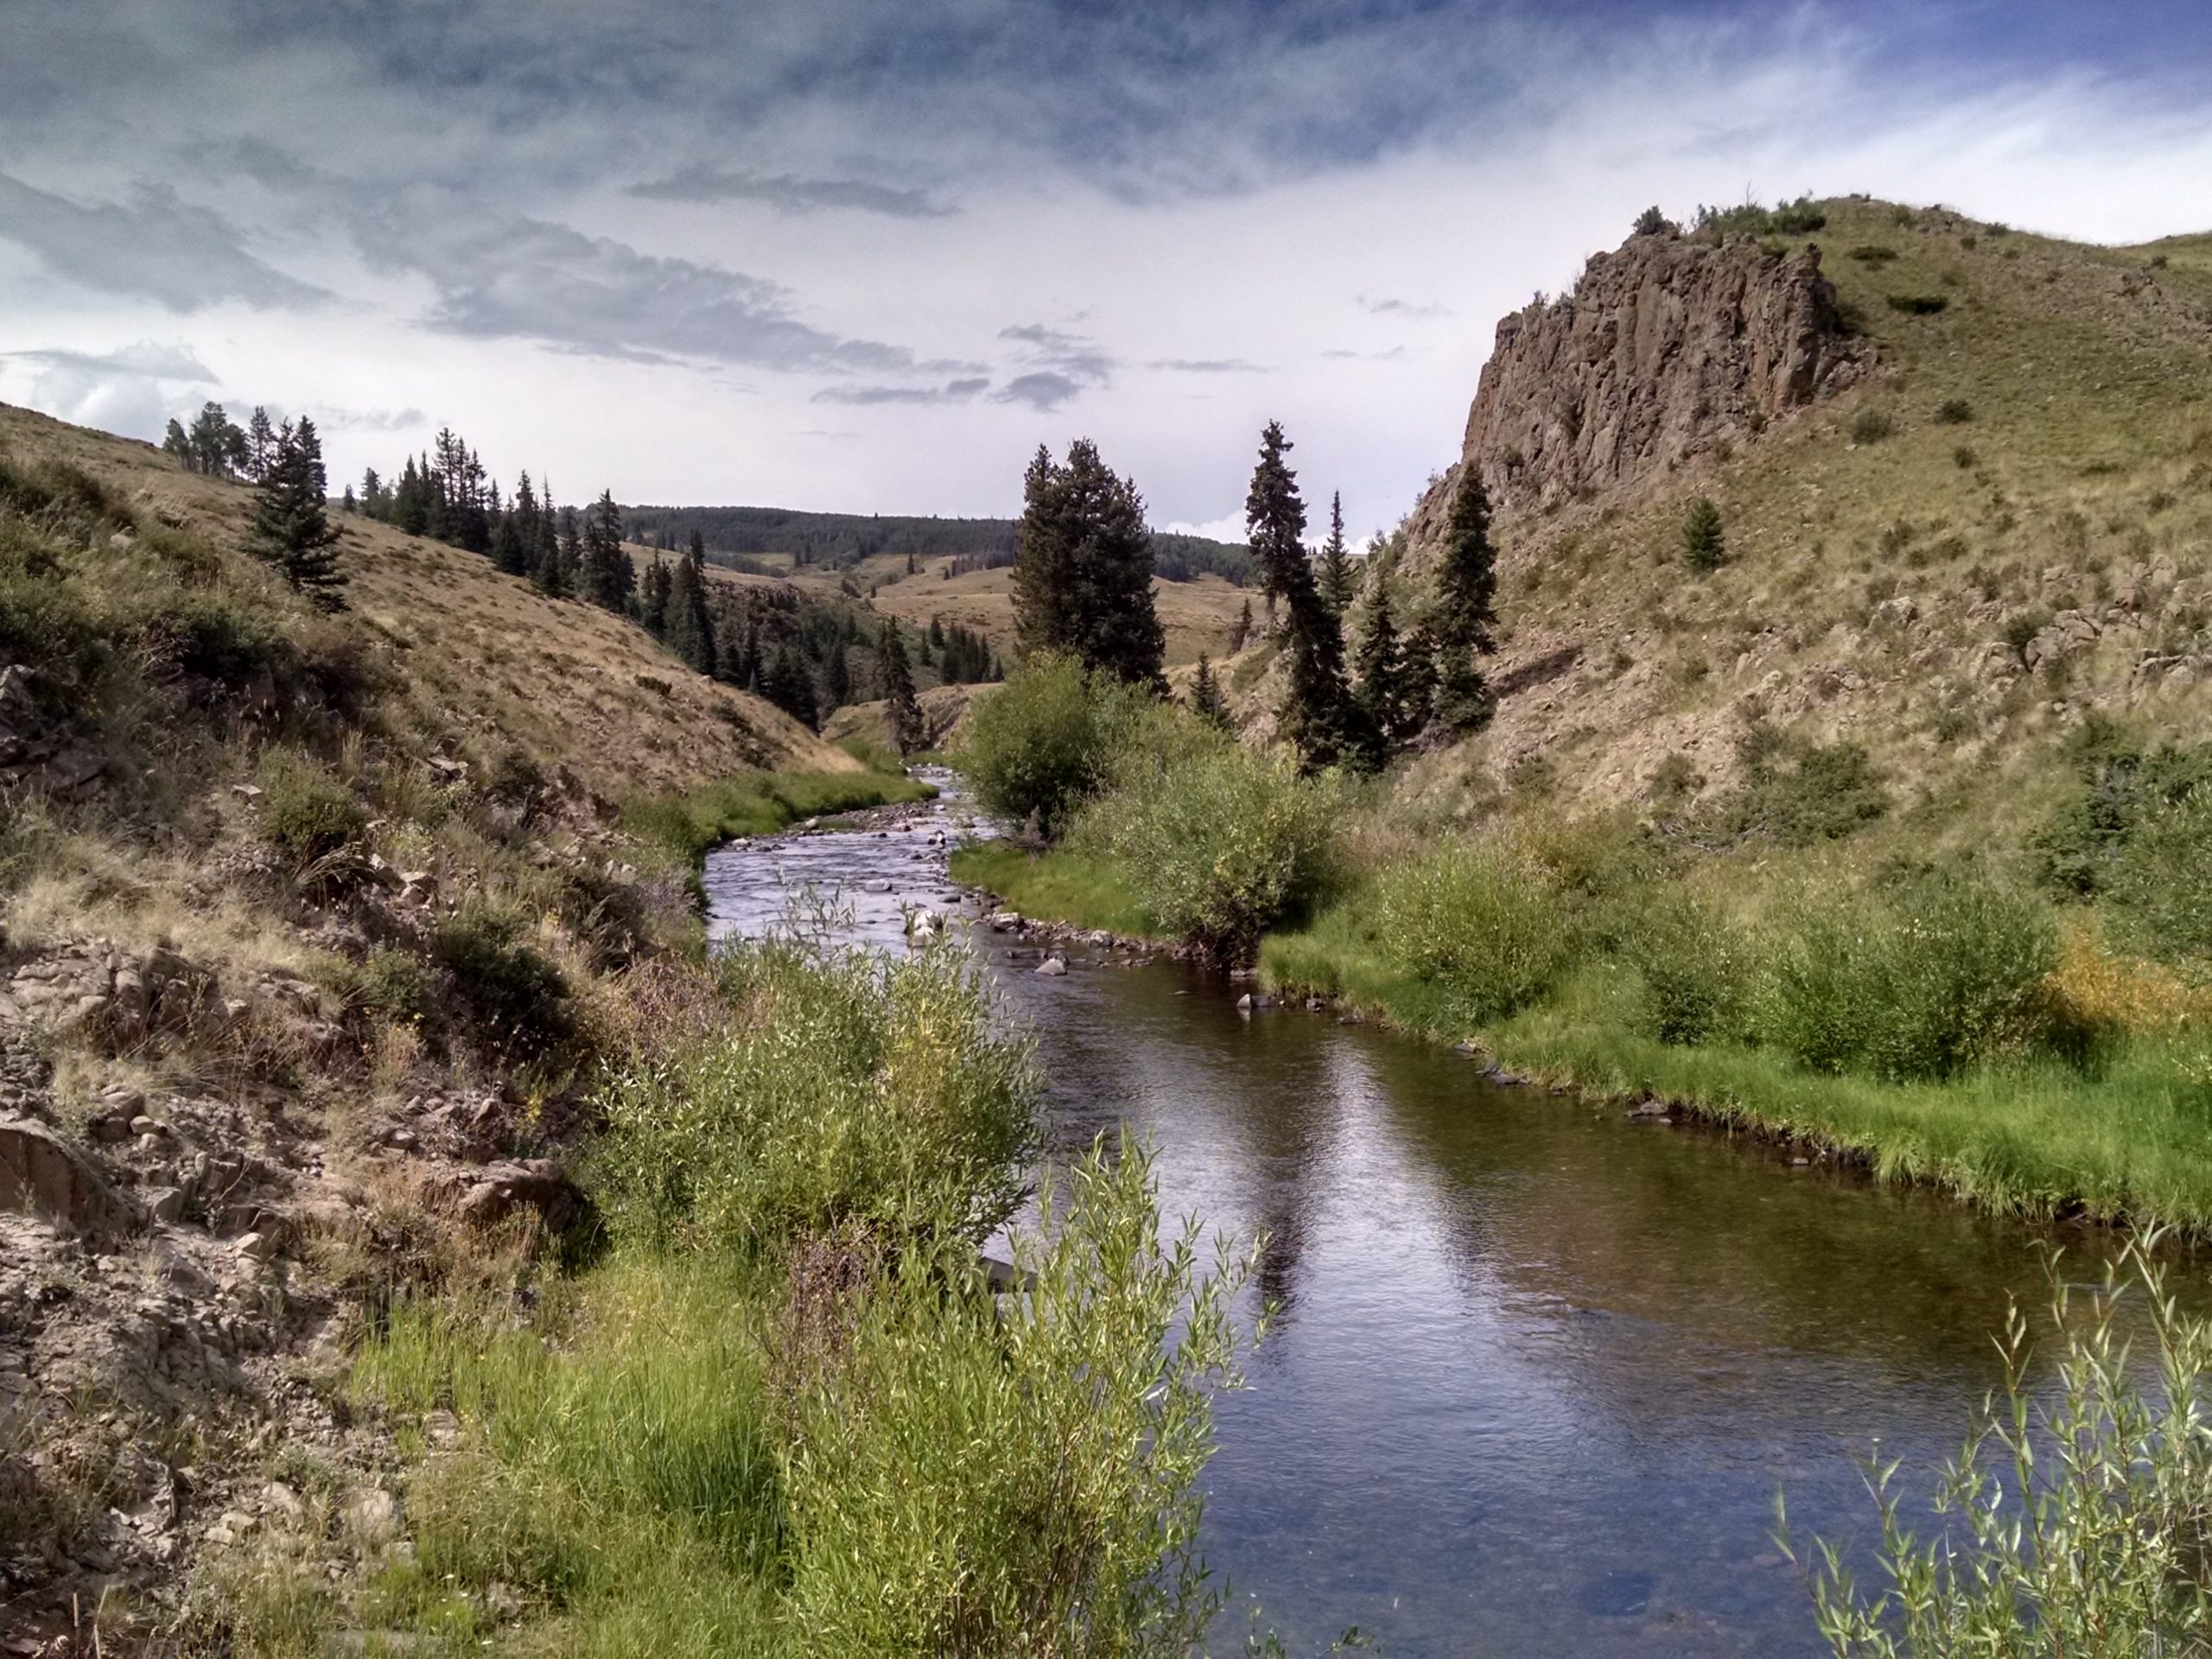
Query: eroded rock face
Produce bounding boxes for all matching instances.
[1459,232,1867,508]
[0,1119,141,1243]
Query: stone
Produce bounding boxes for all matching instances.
[451,1159,582,1232]
[0,1120,141,1243]
[1034,956,1068,977]
[1236,993,1275,1012]
[234,1230,276,1262]
[146,1185,188,1224]
[342,1486,399,1547]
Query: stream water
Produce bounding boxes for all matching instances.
[702,773,2126,1656]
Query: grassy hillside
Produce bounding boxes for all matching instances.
[1214,198,2212,830]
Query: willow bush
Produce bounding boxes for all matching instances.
[1077,717,1343,961]
[1374,838,1579,1024]
[590,934,1037,1254]
[1788,1235,2212,1656]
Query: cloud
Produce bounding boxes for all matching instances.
[996,321,1114,405]
[992,371,1085,411]
[1355,294,1450,319]
[812,376,989,405]
[1150,357,1268,373]
[351,188,919,373]
[0,173,330,312]
[1322,345,1408,360]
[629,167,954,218]
[1,339,220,441]
[314,405,427,433]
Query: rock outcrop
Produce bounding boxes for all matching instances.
[1457,232,1866,508]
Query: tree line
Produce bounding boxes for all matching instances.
[1010,423,1497,773]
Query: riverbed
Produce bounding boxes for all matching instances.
[702,774,2120,1656]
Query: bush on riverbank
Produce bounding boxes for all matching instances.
[1077,721,1343,960]
[1762,865,2068,1081]
[592,937,1037,1252]
[1375,839,1579,1023]
[962,653,1147,838]
[622,768,933,867]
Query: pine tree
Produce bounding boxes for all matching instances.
[880,618,924,754]
[162,419,192,469]
[245,407,277,481]
[1230,598,1252,654]
[664,537,716,674]
[1351,581,1414,770]
[766,642,817,729]
[581,490,631,611]
[1682,496,1726,572]
[824,643,851,709]
[248,417,346,610]
[394,457,431,535]
[1433,467,1499,734]
[360,467,387,519]
[340,484,358,514]
[1189,653,1233,732]
[1011,440,1165,686]
[186,403,246,478]
[1318,491,1353,616]
[1244,422,1351,767]
[640,555,673,639]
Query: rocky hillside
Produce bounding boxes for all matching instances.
[1240,196,2212,829]
[0,404,881,1648]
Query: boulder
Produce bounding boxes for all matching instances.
[0,1119,141,1243]
[1034,956,1068,977]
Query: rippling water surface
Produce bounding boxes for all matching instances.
[703,772,2126,1656]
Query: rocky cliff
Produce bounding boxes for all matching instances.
[1459,232,1867,509]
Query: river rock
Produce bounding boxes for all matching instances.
[1035,956,1067,977]
[1236,993,1275,1012]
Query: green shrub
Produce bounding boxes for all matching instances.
[1847,245,1899,264]
[1080,728,1342,960]
[1618,887,1756,1045]
[351,946,432,1025]
[429,901,573,1059]
[1850,407,1897,443]
[2104,791,2212,976]
[255,750,365,864]
[1791,1238,2212,1654]
[1762,866,2060,1081]
[1376,840,1578,1024]
[961,654,1146,838]
[591,938,1036,1254]
[779,1141,1251,1656]
[1886,293,1950,315]
[1935,397,1975,424]
[1698,737,1889,848]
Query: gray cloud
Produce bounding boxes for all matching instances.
[348,188,918,373]
[1322,345,1409,360]
[630,166,954,218]
[997,322,1114,404]
[993,371,1084,411]
[0,173,330,312]
[314,405,427,432]
[4,341,214,382]
[1150,357,1268,373]
[812,376,989,405]
[1356,294,1450,319]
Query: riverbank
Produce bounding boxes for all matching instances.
[950,840,2212,1233]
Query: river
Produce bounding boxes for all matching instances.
[702,773,2123,1656]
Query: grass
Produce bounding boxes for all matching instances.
[947,842,1158,938]
[1263,912,2212,1228]
[621,769,935,867]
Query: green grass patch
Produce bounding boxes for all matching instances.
[623,769,934,867]
[947,842,1158,939]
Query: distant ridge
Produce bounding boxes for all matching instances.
[622,502,1255,586]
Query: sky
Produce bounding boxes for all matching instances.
[3,1,2210,543]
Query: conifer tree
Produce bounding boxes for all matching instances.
[1432,467,1499,733]
[880,618,924,754]
[640,554,673,639]
[359,467,387,519]
[1189,653,1234,732]
[247,417,346,610]
[1011,439,1165,686]
[184,403,247,478]
[766,642,817,729]
[544,504,582,600]
[1230,598,1252,654]
[1318,491,1354,616]
[1245,422,1351,767]
[245,406,277,481]
[340,484,358,514]
[580,490,632,611]
[1682,496,1726,572]
[824,643,851,709]
[664,536,716,675]
[1351,581,1416,770]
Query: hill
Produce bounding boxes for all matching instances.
[1224,197,2212,827]
[624,501,1257,586]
